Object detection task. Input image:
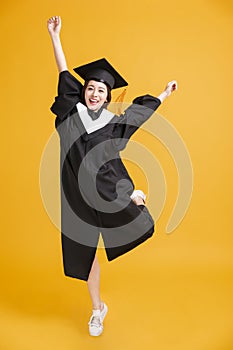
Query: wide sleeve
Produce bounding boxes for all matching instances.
[50,70,83,121]
[112,94,161,151]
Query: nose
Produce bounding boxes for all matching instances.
[92,88,98,97]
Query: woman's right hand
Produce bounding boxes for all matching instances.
[47,16,61,36]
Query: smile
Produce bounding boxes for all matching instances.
[89,99,99,105]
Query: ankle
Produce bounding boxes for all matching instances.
[92,301,104,311]
[100,301,104,311]
[132,196,145,205]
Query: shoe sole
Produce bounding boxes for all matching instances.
[89,329,103,337]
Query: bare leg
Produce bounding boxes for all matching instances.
[87,196,142,311]
[87,255,104,311]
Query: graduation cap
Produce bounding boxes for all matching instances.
[73,58,128,90]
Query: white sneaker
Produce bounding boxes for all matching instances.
[100,303,108,322]
[88,303,108,337]
[130,190,146,203]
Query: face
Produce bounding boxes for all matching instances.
[84,80,108,112]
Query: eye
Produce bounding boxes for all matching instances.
[87,87,93,91]
[99,90,105,93]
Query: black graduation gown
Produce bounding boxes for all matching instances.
[51,70,161,281]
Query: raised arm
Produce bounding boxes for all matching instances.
[157,80,178,103]
[47,16,68,73]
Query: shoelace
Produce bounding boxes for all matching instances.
[89,315,102,328]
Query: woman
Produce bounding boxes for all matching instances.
[47,16,177,337]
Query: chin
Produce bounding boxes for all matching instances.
[87,105,99,112]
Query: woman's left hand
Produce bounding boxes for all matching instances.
[164,80,178,97]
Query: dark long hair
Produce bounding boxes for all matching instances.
[81,80,112,105]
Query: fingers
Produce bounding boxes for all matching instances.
[47,15,60,24]
[47,16,61,34]
[56,16,61,25]
[163,80,178,98]
[167,80,178,91]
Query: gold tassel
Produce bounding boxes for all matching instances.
[114,88,127,115]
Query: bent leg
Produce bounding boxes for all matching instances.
[131,194,154,227]
[104,197,155,261]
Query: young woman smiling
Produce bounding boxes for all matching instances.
[84,81,110,111]
[47,15,177,337]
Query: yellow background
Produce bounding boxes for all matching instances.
[1,0,233,349]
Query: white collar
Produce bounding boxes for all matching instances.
[76,102,115,134]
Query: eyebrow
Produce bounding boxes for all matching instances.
[87,84,106,90]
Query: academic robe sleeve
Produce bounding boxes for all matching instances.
[112,94,161,151]
[50,70,83,122]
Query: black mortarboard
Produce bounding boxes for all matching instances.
[73,58,128,90]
